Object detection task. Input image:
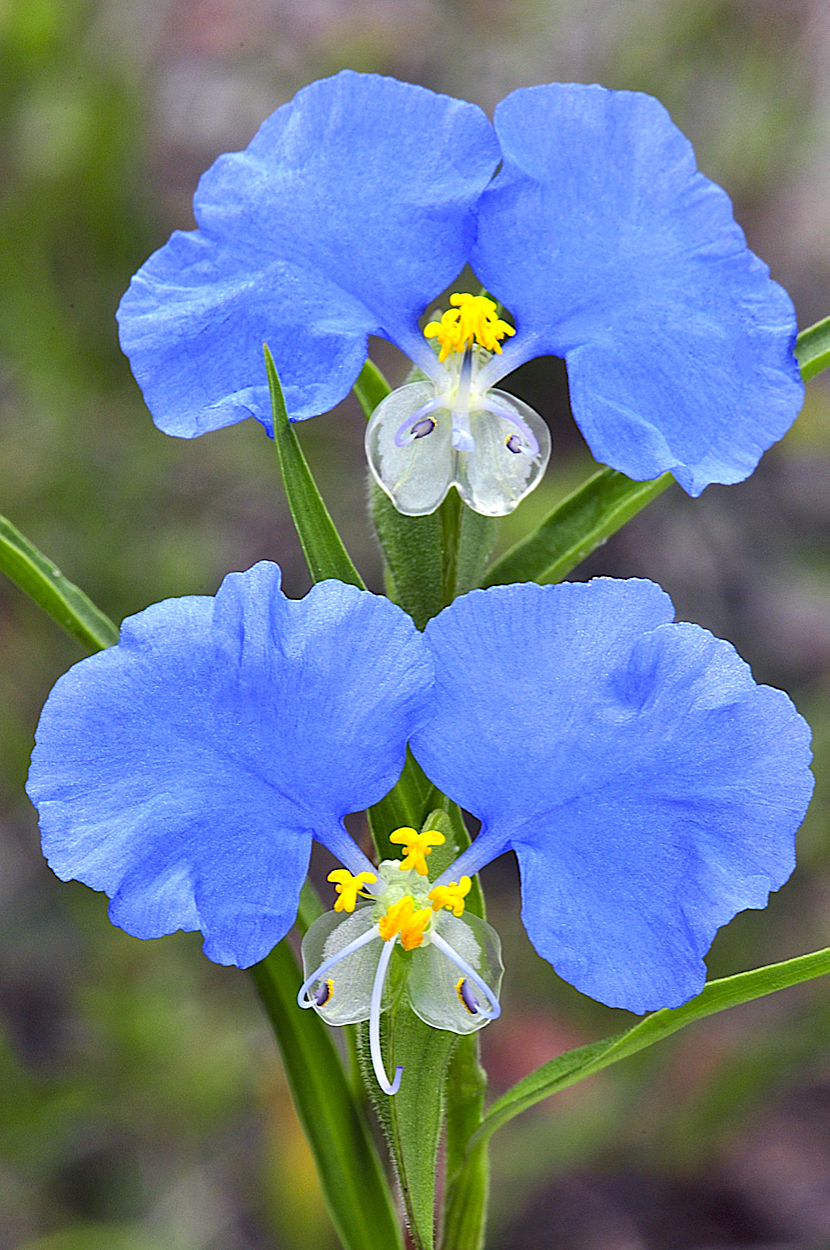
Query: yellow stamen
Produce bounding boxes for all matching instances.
[424,293,515,363]
[378,896,432,951]
[428,876,471,917]
[389,826,446,876]
[328,868,377,913]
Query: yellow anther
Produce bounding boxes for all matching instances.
[424,293,515,363]
[378,896,432,950]
[389,826,446,876]
[328,868,377,913]
[428,876,471,917]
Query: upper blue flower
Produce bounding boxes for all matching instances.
[118,70,802,502]
[27,565,813,1019]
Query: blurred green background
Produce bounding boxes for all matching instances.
[1,1,829,1247]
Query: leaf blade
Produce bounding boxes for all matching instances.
[266,345,365,588]
[470,947,830,1150]
[483,468,673,588]
[0,513,119,652]
[795,315,830,382]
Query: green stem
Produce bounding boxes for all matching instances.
[440,1037,489,1250]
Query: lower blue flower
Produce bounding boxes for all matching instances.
[27,565,814,1067]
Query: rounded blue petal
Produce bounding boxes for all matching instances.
[472,84,804,495]
[27,563,432,967]
[411,580,813,1012]
[117,71,499,436]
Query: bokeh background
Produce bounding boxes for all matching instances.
[1,1,829,1247]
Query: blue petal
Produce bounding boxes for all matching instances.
[412,580,813,1012]
[117,71,499,435]
[27,563,432,967]
[472,84,804,494]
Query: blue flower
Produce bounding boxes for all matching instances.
[27,565,813,1089]
[117,71,803,514]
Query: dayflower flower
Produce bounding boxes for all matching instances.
[117,71,803,515]
[27,565,813,1091]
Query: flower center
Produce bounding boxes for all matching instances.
[423,292,515,363]
[300,828,500,1096]
[387,291,540,458]
[364,291,551,518]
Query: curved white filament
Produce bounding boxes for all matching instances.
[369,939,403,1095]
[296,925,381,1008]
[429,930,501,1021]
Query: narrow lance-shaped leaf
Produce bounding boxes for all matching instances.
[0,513,119,652]
[484,468,673,588]
[266,344,365,588]
[468,946,830,1150]
[795,314,830,381]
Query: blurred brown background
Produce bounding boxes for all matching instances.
[1,1,829,1247]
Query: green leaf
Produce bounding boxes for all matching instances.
[469,946,830,1151]
[795,314,830,381]
[265,345,365,589]
[251,942,403,1250]
[360,1006,458,1250]
[484,467,673,588]
[353,358,392,418]
[0,513,119,652]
